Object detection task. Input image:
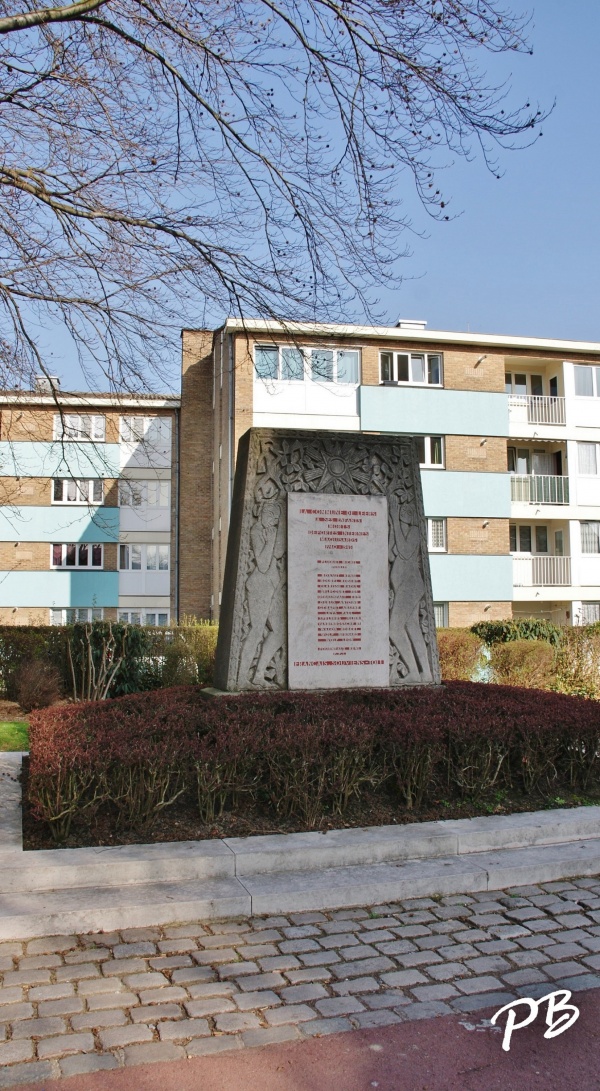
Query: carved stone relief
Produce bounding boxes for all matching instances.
[214,429,440,691]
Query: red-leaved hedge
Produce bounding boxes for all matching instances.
[28,682,600,839]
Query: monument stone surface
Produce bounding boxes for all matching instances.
[214,428,440,691]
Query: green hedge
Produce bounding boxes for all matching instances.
[471,618,563,647]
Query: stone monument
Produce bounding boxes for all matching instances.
[214,428,440,691]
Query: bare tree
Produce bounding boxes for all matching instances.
[0,0,544,390]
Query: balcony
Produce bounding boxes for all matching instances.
[510,474,570,505]
[508,394,566,426]
[513,555,571,587]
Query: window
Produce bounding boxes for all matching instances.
[574,365,600,397]
[119,480,170,507]
[578,442,599,475]
[555,530,564,556]
[581,522,600,554]
[509,524,517,552]
[510,525,532,553]
[119,543,170,570]
[415,436,444,468]
[118,610,170,626]
[50,608,103,625]
[433,603,448,627]
[119,481,144,507]
[580,603,600,624]
[51,543,103,568]
[52,479,104,504]
[535,526,548,553]
[120,416,172,446]
[427,518,447,552]
[53,414,105,441]
[254,345,360,384]
[379,352,442,386]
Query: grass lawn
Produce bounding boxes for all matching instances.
[0,721,29,751]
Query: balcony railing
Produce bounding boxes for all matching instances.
[513,555,572,587]
[511,474,570,505]
[508,394,566,425]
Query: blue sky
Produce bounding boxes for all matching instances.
[45,2,599,389]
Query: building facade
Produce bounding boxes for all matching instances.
[179,319,600,628]
[0,382,178,625]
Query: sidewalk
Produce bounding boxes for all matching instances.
[2,878,600,1087]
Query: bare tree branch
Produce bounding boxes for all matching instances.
[0,0,108,35]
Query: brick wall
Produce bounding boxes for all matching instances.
[447,518,509,555]
[445,435,507,473]
[0,541,118,571]
[179,330,214,619]
[448,601,512,627]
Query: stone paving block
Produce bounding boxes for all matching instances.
[279,939,321,954]
[1,969,52,987]
[583,954,600,970]
[507,950,547,968]
[395,951,442,969]
[558,929,592,944]
[82,932,120,946]
[214,1012,262,1032]
[242,1025,302,1048]
[158,1018,211,1041]
[340,944,378,962]
[300,950,341,967]
[542,942,588,961]
[38,997,86,1017]
[186,1035,243,1057]
[77,977,127,995]
[279,983,328,1003]
[234,990,282,1011]
[555,974,600,992]
[0,1060,54,1088]
[331,956,395,980]
[11,1016,65,1039]
[285,968,333,985]
[19,954,63,970]
[123,972,169,990]
[402,1001,453,1021]
[427,962,471,982]
[71,1009,129,1030]
[463,956,512,974]
[172,968,216,986]
[150,956,194,971]
[158,940,200,955]
[187,982,237,999]
[489,926,530,940]
[242,944,280,960]
[102,957,148,976]
[55,964,101,982]
[209,922,250,934]
[299,1017,353,1037]
[218,961,260,978]
[289,913,328,925]
[364,991,411,1010]
[0,1002,33,1021]
[553,914,591,928]
[450,992,516,1014]
[390,926,431,939]
[543,961,591,980]
[411,984,458,1002]
[0,1040,34,1065]
[257,956,301,972]
[99,1024,154,1048]
[163,925,209,940]
[505,907,547,922]
[331,976,379,995]
[526,920,563,934]
[26,936,78,955]
[517,934,559,950]
[120,927,162,943]
[29,983,74,1002]
[124,1041,186,1065]
[0,958,15,973]
[380,969,427,988]
[237,972,286,992]
[65,948,111,964]
[282,925,322,939]
[0,944,23,958]
[60,1054,120,1078]
[130,1004,183,1022]
[460,930,488,943]
[265,1004,317,1026]
[359,930,395,943]
[138,986,188,1005]
[313,995,368,1021]
[185,998,237,1018]
[456,976,504,995]
[37,1032,95,1059]
[318,933,362,949]
[415,935,459,951]
[240,930,284,945]
[0,989,26,1005]
[429,921,467,935]
[86,990,139,1011]
[502,969,549,986]
[113,943,157,958]
[398,911,436,925]
[352,1009,403,1029]
[320,920,363,934]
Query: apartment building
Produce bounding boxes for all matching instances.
[179,319,600,628]
[0,379,178,625]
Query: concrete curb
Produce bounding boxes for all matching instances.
[2,752,600,938]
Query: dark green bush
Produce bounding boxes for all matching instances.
[471,618,563,647]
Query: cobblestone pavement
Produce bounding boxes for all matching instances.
[2,878,600,1088]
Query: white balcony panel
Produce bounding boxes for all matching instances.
[508,395,566,426]
[575,478,600,507]
[510,475,570,504]
[578,556,600,587]
[118,570,170,597]
[119,507,171,532]
[253,379,359,427]
[512,555,571,587]
[572,400,600,430]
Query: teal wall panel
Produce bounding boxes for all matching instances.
[0,571,118,608]
[429,554,512,601]
[0,442,120,478]
[0,507,119,543]
[421,471,510,517]
[359,386,508,437]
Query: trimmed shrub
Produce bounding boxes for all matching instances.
[27,682,600,841]
[490,639,556,690]
[553,627,600,700]
[0,627,69,699]
[437,629,484,681]
[15,658,62,712]
[472,618,563,647]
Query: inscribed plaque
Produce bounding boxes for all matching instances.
[287,492,389,689]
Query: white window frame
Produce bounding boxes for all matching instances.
[119,543,170,571]
[581,522,600,554]
[433,603,449,628]
[574,364,600,398]
[580,602,600,624]
[118,609,170,627]
[50,607,104,625]
[417,435,445,469]
[254,344,361,385]
[380,351,443,387]
[51,543,104,569]
[52,478,104,505]
[118,480,170,507]
[577,442,600,476]
[427,518,447,552]
[53,414,105,441]
[120,416,172,446]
